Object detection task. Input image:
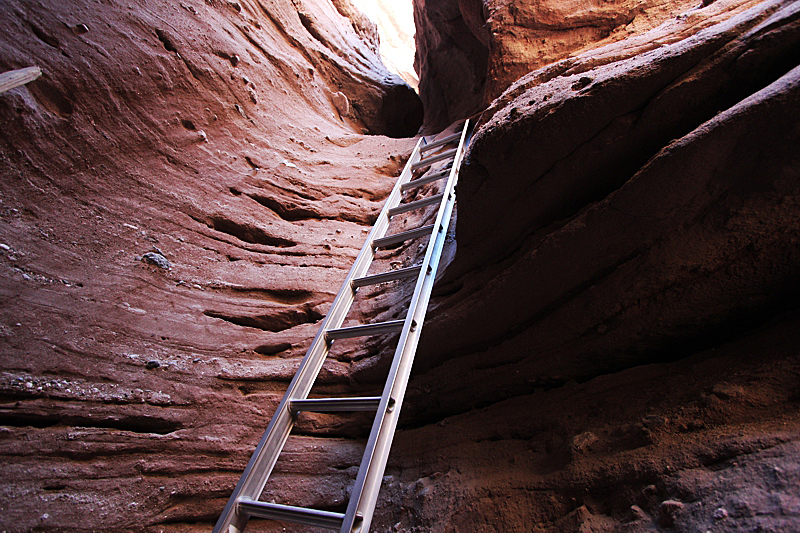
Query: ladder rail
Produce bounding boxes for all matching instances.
[0,66,42,94]
[212,137,426,533]
[340,121,470,533]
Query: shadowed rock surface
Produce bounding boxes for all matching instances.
[382,1,800,531]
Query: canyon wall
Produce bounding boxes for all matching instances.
[413,0,768,131]
[1,0,799,532]
[0,0,419,530]
[374,0,800,531]
[351,0,419,89]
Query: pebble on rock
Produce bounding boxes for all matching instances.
[141,252,170,270]
[145,360,161,369]
[658,499,684,527]
[628,505,648,522]
[571,431,598,453]
[713,507,728,520]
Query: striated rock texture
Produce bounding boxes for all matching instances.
[0,0,420,530]
[1,0,799,532]
[419,0,800,426]
[413,0,768,131]
[370,0,800,531]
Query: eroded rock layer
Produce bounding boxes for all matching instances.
[377,1,800,531]
[1,0,799,531]
[0,0,418,530]
[413,0,769,131]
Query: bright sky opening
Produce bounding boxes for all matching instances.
[351,0,418,90]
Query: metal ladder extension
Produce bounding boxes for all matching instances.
[213,120,471,533]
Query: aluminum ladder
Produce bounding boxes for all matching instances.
[213,120,471,533]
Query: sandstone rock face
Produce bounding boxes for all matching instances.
[2,0,800,531]
[285,0,423,137]
[0,0,418,530]
[371,1,800,531]
[413,0,766,131]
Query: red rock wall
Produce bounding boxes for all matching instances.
[413,0,490,133]
[0,0,420,530]
[2,0,799,531]
[413,0,766,131]
[374,0,800,531]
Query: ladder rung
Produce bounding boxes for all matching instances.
[326,320,404,341]
[352,265,421,288]
[373,225,434,249]
[420,132,461,153]
[388,193,444,217]
[411,149,457,170]
[401,169,451,192]
[238,499,344,529]
[290,397,381,413]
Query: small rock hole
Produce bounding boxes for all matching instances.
[155,28,177,53]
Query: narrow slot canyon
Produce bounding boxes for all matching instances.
[0,0,799,532]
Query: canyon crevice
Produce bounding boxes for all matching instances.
[1,0,798,532]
